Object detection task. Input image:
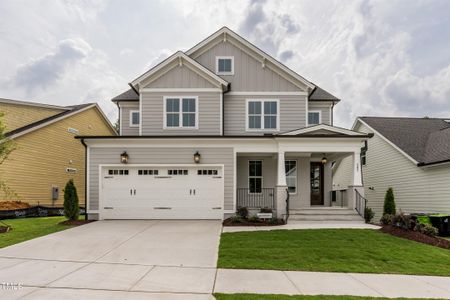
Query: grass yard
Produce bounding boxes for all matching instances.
[218,229,450,276]
[214,294,439,300]
[0,216,74,248]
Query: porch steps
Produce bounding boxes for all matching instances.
[288,208,364,221]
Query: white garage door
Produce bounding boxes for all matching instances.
[100,165,224,219]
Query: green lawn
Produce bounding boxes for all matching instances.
[218,229,450,276]
[214,294,438,300]
[0,216,74,248]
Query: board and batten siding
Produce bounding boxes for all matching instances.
[119,102,139,136]
[88,147,234,212]
[335,122,450,218]
[143,64,217,89]
[308,101,333,125]
[194,40,303,92]
[141,91,221,135]
[224,94,307,135]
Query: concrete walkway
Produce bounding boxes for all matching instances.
[222,221,380,233]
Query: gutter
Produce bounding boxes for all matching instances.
[75,133,373,139]
[417,158,450,167]
[80,138,88,221]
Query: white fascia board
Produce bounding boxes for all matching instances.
[141,88,222,93]
[0,98,67,110]
[356,118,419,165]
[282,124,367,136]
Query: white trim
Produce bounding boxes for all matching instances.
[119,105,123,135]
[141,88,222,93]
[307,110,322,126]
[215,56,234,75]
[139,92,143,135]
[186,27,315,91]
[0,98,67,110]
[245,99,280,132]
[163,96,199,130]
[305,95,309,128]
[355,118,419,165]
[233,148,237,211]
[129,110,140,127]
[220,92,223,135]
[86,146,90,212]
[282,124,367,136]
[227,91,308,96]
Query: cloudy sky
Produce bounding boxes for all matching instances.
[1,0,449,127]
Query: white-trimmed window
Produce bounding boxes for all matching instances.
[216,56,234,75]
[164,97,198,129]
[285,160,297,194]
[308,111,321,125]
[246,99,279,131]
[129,110,140,127]
[248,160,263,193]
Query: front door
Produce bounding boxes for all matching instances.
[310,162,324,205]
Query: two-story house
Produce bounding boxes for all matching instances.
[78,27,371,221]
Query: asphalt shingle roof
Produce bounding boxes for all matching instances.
[309,86,340,101]
[360,117,450,166]
[111,89,139,102]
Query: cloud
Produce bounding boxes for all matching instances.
[12,38,92,92]
[279,50,294,62]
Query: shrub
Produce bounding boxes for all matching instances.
[383,187,396,215]
[63,179,79,220]
[392,211,412,230]
[268,217,280,225]
[380,214,393,225]
[364,207,375,223]
[248,215,260,223]
[415,223,438,237]
[236,207,249,219]
[230,215,243,223]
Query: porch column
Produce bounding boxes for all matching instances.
[347,150,364,209]
[276,150,287,219]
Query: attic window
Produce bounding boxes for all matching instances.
[216,56,234,75]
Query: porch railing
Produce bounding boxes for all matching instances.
[237,188,275,209]
[355,189,367,217]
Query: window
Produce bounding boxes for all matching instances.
[216,56,234,75]
[130,110,140,127]
[308,111,321,125]
[247,100,279,131]
[197,169,219,175]
[138,170,159,175]
[108,169,129,176]
[285,160,297,194]
[248,160,262,193]
[361,141,368,166]
[164,97,198,128]
[168,169,189,175]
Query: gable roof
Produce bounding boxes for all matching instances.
[309,86,340,102]
[130,51,229,90]
[356,117,450,166]
[0,98,67,110]
[111,89,139,102]
[4,102,116,139]
[281,123,369,137]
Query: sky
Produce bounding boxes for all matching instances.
[1,0,450,128]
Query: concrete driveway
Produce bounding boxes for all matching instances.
[0,220,221,299]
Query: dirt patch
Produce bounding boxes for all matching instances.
[223,218,285,227]
[0,201,31,211]
[59,219,95,226]
[380,225,450,250]
[0,226,11,233]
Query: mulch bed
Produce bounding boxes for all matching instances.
[0,226,11,233]
[380,225,450,250]
[59,220,95,226]
[223,218,285,227]
[0,201,31,211]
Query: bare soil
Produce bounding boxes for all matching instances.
[0,201,31,211]
[380,225,450,250]
[59,219,95,226]
[223,218,285,226]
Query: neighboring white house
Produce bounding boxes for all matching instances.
[78,27,371,221]
[333,117,450,219]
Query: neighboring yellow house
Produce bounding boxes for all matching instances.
[0,98,117,207]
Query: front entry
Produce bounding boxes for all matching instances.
[310,162,324,205]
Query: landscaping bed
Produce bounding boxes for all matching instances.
[381,225,450,250]
[223,217,285,226]
[0,201,31,210]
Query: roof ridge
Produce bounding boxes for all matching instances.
[0,97,67,110]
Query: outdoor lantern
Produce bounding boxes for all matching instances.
[120,151,129,164]
[193,151,201,163]
[321,155,327,165]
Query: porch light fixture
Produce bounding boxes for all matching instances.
[120,151,129,164]
[193,151,201,163]
[321,155,327,165]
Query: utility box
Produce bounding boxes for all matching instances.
[52,186,59,201]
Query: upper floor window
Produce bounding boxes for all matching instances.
[216,56,234,75]
[308,111,321,126]
[246,100,279,131]
[130,110,140,127]
[164,97,198,129]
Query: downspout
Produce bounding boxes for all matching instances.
[80,138,88,221]
[222,83,231,136]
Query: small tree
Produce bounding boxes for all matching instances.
[63,179,79,220]
[0,112,17,199]
[383,187,396,215]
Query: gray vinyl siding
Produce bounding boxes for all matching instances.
[88,147,234,211]
[194,40,303,92]
[224,94,307,135]
[336,122,450,219]
[141,91,221,135]
[119,102,139,136]
[143,64,217,89]
[332,156,353,191]
[308,101,332,125]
